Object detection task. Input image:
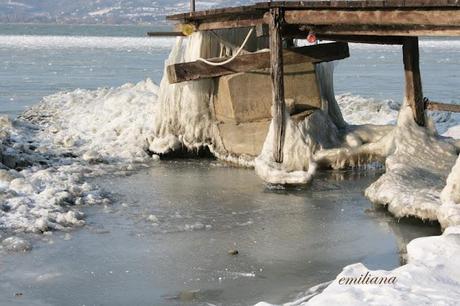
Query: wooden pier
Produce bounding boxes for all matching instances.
[164,0,460,163]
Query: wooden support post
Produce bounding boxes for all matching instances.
[403,37,425,126]
[190,0,195,12]
[269,8,286,164]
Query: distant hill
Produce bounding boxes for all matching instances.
[0,0,255,24]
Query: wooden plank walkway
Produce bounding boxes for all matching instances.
[167,1,460,35]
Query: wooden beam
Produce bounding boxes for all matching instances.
[147,31,185,37]
[280,26,405,44]
[166,2,460,34]
[260,24,460,39]
[310,25,460,37]
[425,99,460,113]
[280,9,460,27]
[255,1,460,9]
[403,37,425,126]
[167,1,460,22]
[270,8,286,164]
[315,34,404,45]
[173,17,265,32]
[167,4,264,22]
[167,42,349,84]
[174,22,460,36]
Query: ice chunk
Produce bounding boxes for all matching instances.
[2,236,32,252]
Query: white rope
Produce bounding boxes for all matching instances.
[197,28,254,66]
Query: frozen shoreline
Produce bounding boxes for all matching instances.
[2,78,457,235]
[1,24,460,305]
[0,160,440,306]
[0,80,161,234]
[256,226,460,306]
[0,74,459,304]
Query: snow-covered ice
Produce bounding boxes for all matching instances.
[0,79,161,234]
[22,79,160,163]
[1,31,459,305]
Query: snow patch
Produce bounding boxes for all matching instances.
[365,105,460,229]
[1,79,160,233]
[22,79,159,163]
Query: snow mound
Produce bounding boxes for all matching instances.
[22,79,159,163]
[365,105,460,229]
[0,116,108,233]
[1,79,160,234]
[337,94,400,125]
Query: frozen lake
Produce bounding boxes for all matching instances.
[0,160,440,306]
[1,24,456,305]
[1,24,459,118]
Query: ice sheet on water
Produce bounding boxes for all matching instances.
[0,76,459,306]
[0,35,175,50]
[1,31,459,306]
[2,70,458,236]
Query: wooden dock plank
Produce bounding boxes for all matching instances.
[175,17,265,32]
[166,1,460,36]
[255,0,460,9]
[167,1,460,22]
[281,9,460,27]
[315,34,405,44]
[305,25,460,37]
[167,42,349,84]
[147,32,184,37]
[166,5,264,21]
